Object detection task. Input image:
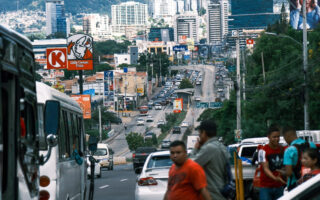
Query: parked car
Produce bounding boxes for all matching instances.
[132,147,157,174]
[137,118,145,126]
[172,126,181,134]
[181,121,189,127]
[195,96,201,101]
[157,120,165,128]
[161,140,171,149]
[146,115,154,122]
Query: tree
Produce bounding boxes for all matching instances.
[179,78,194,89]
[118,63,130,69]
[95,63,113,72]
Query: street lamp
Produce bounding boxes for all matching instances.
[264,31,309,130]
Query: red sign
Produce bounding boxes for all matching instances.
[246,39,254,45]
[67,34,93,70]
[71,95,91,119]
[46,48,67,69]
[67,60,93,70]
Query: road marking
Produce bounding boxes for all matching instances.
[99,185,109,189]
[120,179,128,182]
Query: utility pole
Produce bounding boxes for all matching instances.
[159,54,162,86]
[303,0,309,130]
[98,105,102,142]
[146,54,149,100]
[242,49,246,101]
[79,70,83,94]
[261,52,266,84]
[236,33,241,132]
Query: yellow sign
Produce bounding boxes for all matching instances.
[137,88,144,94]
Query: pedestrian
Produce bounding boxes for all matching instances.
[257,125,286,200]
[279,126,316,191]
[163,140,211,200]
[191,120,229,200]
[297,148,320,185]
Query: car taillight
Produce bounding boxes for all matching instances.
[132,153,136,159]
[39,176,50,187]
[138,177,158,186]
[39,190,50,200]
[141,153,146,155]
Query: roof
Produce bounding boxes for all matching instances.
[149,151,170,156]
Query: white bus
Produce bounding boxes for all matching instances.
[36,82,87,200]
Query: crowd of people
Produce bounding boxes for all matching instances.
[162,119,320,200]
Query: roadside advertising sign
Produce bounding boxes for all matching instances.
[173,45,188,52]
[173,98,183,113]
[46,48,67,69]
[234,129,242,142]
[289,0,320,30]
[137,88,144,96]
[104,71,114,97]
[71,94,91,119]
[246,39,254,45]
[67,34,93,70]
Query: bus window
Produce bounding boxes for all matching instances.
[59,110,70,159]
[71,114,79,151]
[37,104,47,150]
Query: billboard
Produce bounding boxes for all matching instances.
[67,34,93,70]
[173,98,183,113]
[46,48,68,69]
[71,94,91,119]
[289,0,320,30]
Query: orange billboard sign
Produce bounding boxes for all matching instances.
[67,34,93,70]
[71,94,91,119]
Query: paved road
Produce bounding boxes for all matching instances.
[87,164,136,200]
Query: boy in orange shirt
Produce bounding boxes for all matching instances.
[163,141,211,200]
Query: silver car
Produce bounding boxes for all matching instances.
[135,151,172,200]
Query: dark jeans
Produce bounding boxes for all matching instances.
[259,187,284,200]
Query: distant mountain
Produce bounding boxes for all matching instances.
[0,0,147,15]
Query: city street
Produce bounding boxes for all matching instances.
[87,164,136,200]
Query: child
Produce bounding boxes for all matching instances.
[298,148,320,185]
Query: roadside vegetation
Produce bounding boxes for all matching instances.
[198,21,320,144]
[158,111,187,143]
[125,132,157,151]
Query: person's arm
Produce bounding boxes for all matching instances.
[163,191,169,200]
[261,162,286,184]
[199,188,212,200]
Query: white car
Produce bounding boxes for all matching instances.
[135,151,172,200]
[146,115,154,122]
[278,174,320,200]
[155,104,162,110]
[86,156,101,178]
[137,118,145,126]
[195,96,201,101]
[157,120,165,128]
[181,121,189,127]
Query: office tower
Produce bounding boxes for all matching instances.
[207,0,229,44]
[174,12,199,43]
[111,1,148,35]
[83,14,110,39]
[153,0,177,18]
[46,0,68,36]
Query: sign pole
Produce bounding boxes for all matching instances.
[79,70,83,94]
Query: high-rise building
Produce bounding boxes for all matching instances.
[153,0,177,18]
[229,0,281,30]
[111,1,148,36]
[207,0,229,44]
[46,0,68,36]
[174,12,199,43]
[148,28,174,42]
[83,14,110,40]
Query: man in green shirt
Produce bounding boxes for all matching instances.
[191,120,229,200]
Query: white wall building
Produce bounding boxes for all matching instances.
[114,54,131,67]
[207,0,229,44]
[83,14,111,40]
[174,12,199,43]
[111,1,148,36]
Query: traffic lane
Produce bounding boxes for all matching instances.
[89,164,137,200]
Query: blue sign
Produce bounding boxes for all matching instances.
[196,102,222,108]
[184,55,190,60]
[173,45,188,52]
[83,89,95,96]
[227,66,236,72]
[104,71,113,80]
[123,67,128,73]
[209,102,223,108]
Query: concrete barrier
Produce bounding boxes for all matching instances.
[114,156,127,165]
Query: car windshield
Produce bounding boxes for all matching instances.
[136,147,157,153]
[147,155,172,169]
[94,148,108,156]
[241,147,257,158]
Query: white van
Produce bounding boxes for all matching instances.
[93,143,114,170]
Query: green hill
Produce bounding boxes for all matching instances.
[0,0,147,15]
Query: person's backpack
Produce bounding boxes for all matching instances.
[288,142,310,190]
[220,162,236,199]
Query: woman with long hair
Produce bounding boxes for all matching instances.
[290,0,320,29]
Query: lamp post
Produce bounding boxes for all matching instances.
[265,31,309,130]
